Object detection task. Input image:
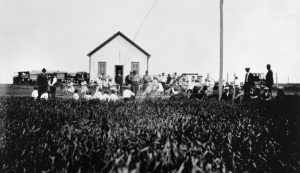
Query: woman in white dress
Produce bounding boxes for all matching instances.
[67,81,75,93]
[156,82,164,96]
[80,80,89,95]
[153,77,164,96]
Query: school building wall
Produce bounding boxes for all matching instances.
[90,35,148,83]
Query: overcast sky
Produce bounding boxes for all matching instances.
[1,0,299,84]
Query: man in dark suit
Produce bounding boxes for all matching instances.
[265,64,274,96]
[37,68,48,98]
[244,67,254,100]
[125,71,133,86]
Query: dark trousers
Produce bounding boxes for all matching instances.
[117,83,123,96]
[131,82,139,95]
[38,85,48,98]
[266,84,273,97]
[244,84,251,100]
[50,86,56,99]
[161,82,166,94]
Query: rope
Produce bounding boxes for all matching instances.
[123,0,158,66]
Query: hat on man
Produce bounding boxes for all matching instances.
[264,86,269,90]
[245,67,250,70]
[42,68,47,73]
[224,86,230,90]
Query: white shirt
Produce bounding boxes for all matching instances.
[40,93,48,100]
[101,94,110,101]
[73,93,79,100]
[160,75,167,83]
[187,81,195,90]
[109,94,119,102]
[84,95,93,100]
[31,90,38,99]
[93,91,103,99]
[123,89,135,98]
[245,73,249,82]
[48,77,57,87]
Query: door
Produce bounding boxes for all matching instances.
[115,65,124,82]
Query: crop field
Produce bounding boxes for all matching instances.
[0,95,299,172]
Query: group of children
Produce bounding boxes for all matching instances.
[32,83,136,102]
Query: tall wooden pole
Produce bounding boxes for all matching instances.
[276,72,278,87]
[232,73,236,104]
[88,55,91,83]
[218,0,224,102]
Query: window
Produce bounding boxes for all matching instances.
[98,62,106,76]
[131,62,139,74]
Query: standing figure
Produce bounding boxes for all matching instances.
[130,70,140,95]
[115,70,123,95]
[48,73,57,99]
[125,71,133,86]
[67,81,75,94]
[142,70,152,91]
[80,80,89,95]
[244,67,255,100]
[160,73,167,94]
[265,64,274,96]
[37,68,48,98]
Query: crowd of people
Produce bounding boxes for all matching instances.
[32,64,285,102]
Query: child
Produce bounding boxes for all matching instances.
[101,90,110,101]
[109,90,119,102]
[73,89,79,100]
[31,86,38,100]
[84,91,93,100]
[93,87,103,100]
[155,82,164,96]
[40,91,49,100]
[123,85,135,102]
[80,80,89,95]
[142,81,154,97]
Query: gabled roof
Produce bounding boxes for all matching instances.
[87,31,151,58]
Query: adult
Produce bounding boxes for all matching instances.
[125,71,133,86]
[142,70,152,91]
[265,64,274,96]
[115,70,123,95]
[244,67,255,100]
[160,73,167,94]
[48,73,58,99]
[130,70,140,95]
[37,68,48,98]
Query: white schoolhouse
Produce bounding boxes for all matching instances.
[87,31,151,83]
